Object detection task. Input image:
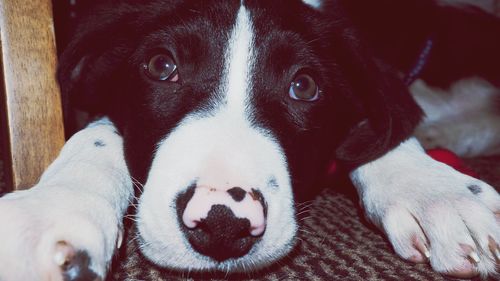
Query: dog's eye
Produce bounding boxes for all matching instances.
[289,74,319,101]
[144,54,179,82]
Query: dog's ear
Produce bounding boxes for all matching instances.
[57,1,169,115]
[332,23,423,168]
[57,6,137,115]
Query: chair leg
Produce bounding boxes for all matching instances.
[0,0,65,190]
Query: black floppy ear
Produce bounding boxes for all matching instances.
[58,45,128,115]
[57,3,150,115]
[332,24,423,168]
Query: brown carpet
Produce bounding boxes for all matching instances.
[110,156,500,281]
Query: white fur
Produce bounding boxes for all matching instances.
[411,78,500,157]
[223,4,254,118]
[136,5,297,271]
[351,137,500,277]
[302,0,323,9]
[0,118,133,280]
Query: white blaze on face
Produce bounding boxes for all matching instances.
[136,5,297,271]
[223,6,254,120]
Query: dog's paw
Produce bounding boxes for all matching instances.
[379,177,500,279]
[352,138,500,279]
[0,189,122,281]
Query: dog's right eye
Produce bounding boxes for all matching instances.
[144,54,179,82]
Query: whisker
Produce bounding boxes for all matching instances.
[130,176,145,195]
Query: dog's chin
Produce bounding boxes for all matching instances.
[135,195,298,272]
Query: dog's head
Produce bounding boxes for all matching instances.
[58,0,420,272]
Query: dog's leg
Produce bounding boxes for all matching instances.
[0,118,132,281]
[351,137,500,278]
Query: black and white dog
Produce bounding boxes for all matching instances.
[0,0,499,280]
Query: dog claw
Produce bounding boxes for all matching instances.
[468,251,480,264]
[411,235,430,261]
[488,236,500,262]
[423,248,431,259]
[55,241,101,281]
[459,244,480,264]
[54,241,75,266]
[117,228,124,250]
[495,249,500,262]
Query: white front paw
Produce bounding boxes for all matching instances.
[352,138,500,279]
[0,189,122,281]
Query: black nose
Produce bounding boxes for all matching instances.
[184,205,257,261]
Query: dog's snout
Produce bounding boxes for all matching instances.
[176,185,267,261]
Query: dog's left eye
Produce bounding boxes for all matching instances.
[289,74,319,101]
[144,54,179,82]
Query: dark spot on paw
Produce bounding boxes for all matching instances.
[227,187,246,202]
[94,140,105,147]
[467,185,482,195]
[61,251,101,281]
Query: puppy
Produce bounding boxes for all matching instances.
[0,0,499,280]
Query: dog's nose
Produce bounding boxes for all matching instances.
[176,186,267,261]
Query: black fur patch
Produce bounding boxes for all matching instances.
[467,185,482,195]
[94,140,105,147]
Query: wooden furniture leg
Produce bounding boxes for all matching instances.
[0,0,65,191]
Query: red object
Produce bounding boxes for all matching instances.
[426,148,478,178]
[326,148,478,179]
[327,160,338,175]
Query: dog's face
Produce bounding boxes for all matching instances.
[59,0,420,272]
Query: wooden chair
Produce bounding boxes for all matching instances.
[0,0,65,191]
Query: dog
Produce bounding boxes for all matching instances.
[0,0,499,280]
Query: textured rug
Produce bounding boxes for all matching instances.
[109,156,500,281]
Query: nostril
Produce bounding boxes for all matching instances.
[227,187,246,202]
